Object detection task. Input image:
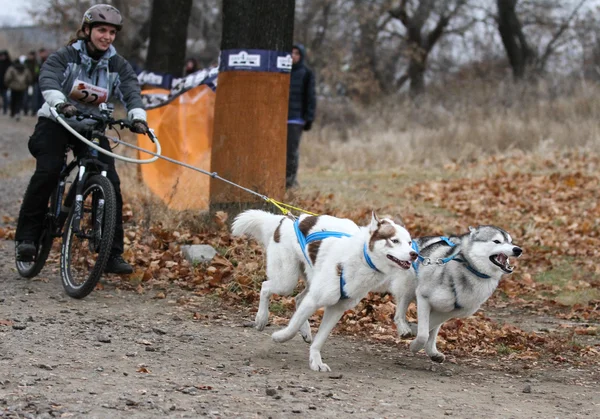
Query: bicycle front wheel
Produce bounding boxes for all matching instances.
[61,175,116,299]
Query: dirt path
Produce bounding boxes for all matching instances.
[1,115,598,419]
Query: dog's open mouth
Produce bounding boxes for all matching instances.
[490,253,514,273]
[387,255,411,270]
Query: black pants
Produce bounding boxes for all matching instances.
[286,124,304,188]
[15,117,125,256]
[9,89,25,118]
[1,88,9,114]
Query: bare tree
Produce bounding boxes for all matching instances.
[145,0,193,76]
[210,0,295,211]
[389,0,468,96]
[496,0,588,80]
[496,0,535,79]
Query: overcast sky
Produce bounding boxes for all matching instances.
[0,0,33,27]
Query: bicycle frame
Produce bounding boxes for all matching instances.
[49,125,113,240]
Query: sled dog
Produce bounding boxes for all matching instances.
[388,225,522,363]
[232,210,417,371]
[231,210,361,342]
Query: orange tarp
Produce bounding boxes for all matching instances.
[137,85,215,210]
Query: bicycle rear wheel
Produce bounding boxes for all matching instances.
[61,175,116,299]
[15,189,57,278]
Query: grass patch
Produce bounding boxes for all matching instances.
[496,343,516,356]
[555,288,600,307]
[269,301,288,316]
[533,260,599,306]
[534,261,577,288]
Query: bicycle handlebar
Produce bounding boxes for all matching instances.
[50,107,161,165]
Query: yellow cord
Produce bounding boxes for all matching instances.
[265,198,319,216]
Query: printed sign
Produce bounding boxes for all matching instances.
[69,80,108,105]
[219,49,293,73]
[228,51,261,68]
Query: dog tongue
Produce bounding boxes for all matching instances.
[497,253,508,264]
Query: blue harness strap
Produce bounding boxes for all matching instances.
[362,243,381,273]
[293,218,311,265]
[293,218,352,267]
[340,269,348,299]
[412,236,457,273]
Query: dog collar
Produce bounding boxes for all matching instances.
[363,243,381,272]
[453,257,491,279]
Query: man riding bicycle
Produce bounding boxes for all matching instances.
[15,4,148,275]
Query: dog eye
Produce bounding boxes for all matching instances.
[493,240,501,244]
[391,239,400,244]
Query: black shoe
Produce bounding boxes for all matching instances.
[16,240,37,261]
[104,255,134,275]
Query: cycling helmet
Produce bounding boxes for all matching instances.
[82,4,123,31]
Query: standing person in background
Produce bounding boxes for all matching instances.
[184,57,199,76]
[24,51,40,116]
[3,56,32,121]
[0,50,11,115]
[286,43,316,189]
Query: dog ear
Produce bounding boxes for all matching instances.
[380,214,404,227]
[370,211,380,233]
[469,226,476,237]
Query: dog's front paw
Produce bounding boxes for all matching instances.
[410,337,427,353]
[272,329,292,343]
[429,352,445,363]
[254,311,269,331]
[299,321,312,343]
[309,358,331,372]
[395,321,414,338]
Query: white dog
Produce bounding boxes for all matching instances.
[232,210,361,343]
[232,210,417,371]
[266,213,416,371]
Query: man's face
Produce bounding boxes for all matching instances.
[292,48,301,64]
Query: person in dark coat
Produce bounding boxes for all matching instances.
[3,56,33,120]
[0,50,11,115]
[286,43,316,189]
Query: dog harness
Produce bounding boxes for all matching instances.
[293,219,380,300]
[412,237,490,310]
[412,237,490,278]
[411,236,457,273]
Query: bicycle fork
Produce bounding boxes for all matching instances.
[72,165,108,237]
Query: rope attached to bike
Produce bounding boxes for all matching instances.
[107,136,318,217]
[51,108,317,217]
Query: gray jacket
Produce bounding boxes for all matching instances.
[38,40,145,130]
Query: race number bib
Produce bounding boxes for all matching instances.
[69,79,108,105]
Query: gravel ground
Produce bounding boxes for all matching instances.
[1,114,599,418]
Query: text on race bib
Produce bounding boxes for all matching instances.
[69,80,108,105]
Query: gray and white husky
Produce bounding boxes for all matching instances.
[387,225,523,363]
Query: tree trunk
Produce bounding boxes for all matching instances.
[145,0,193,76]
[496,0,534,80]
[209,0,295,214]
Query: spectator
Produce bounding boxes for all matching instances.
[184,57,199,76]
[24,50,40,115]
[0,50,11,115]
[286,43,316,189]
[3,56,33,121]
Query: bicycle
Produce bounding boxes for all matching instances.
[16,103,160,299]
